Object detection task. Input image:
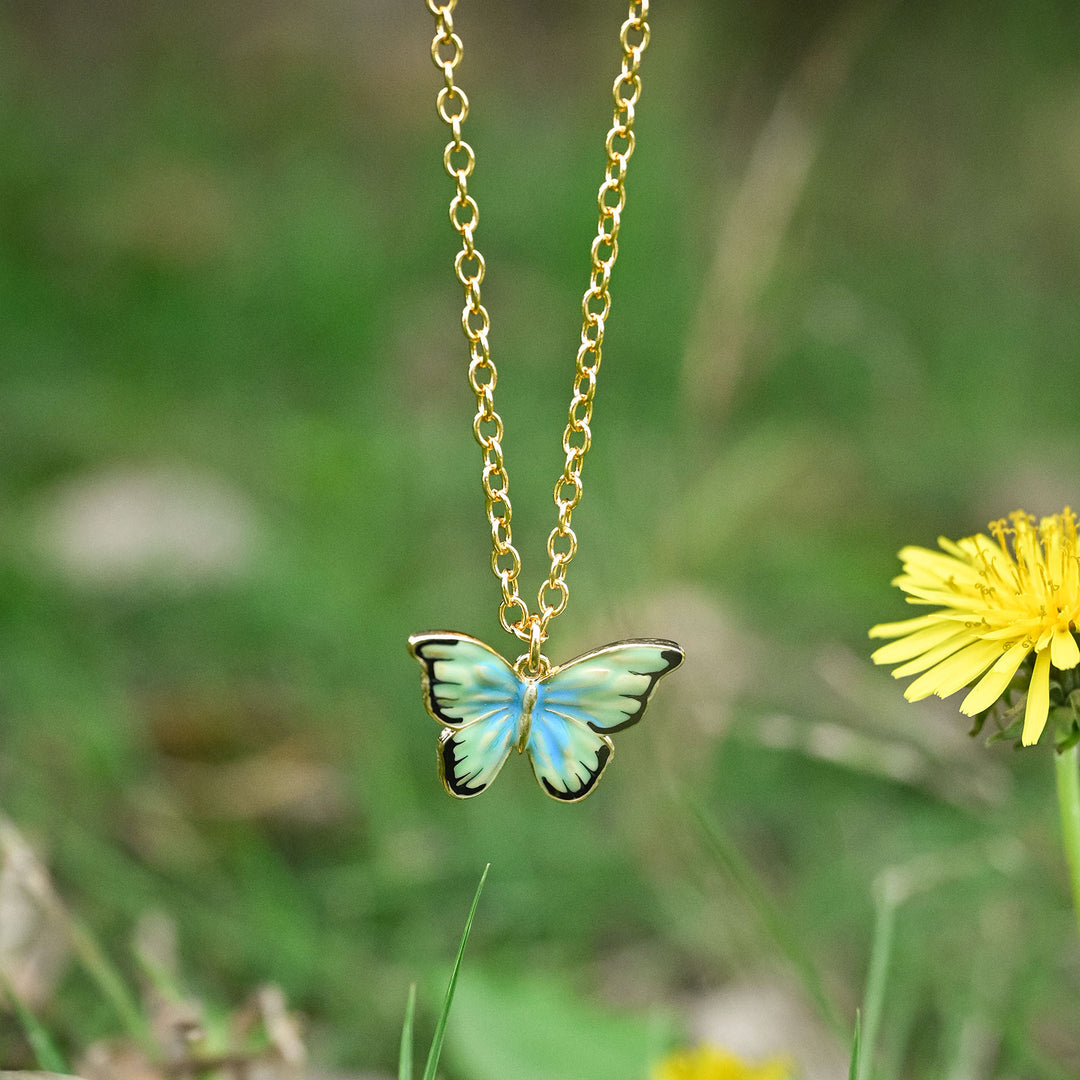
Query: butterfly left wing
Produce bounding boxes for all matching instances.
[407,632,522,727]
[408,632,523,798]
[437,714,518,798]
[525,638,684,801]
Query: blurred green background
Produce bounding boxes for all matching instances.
[2,0,1080,1076]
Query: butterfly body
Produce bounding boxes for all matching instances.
[408,631,684,801]
[516,679,538,752]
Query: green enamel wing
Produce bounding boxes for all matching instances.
[407,632,684,801]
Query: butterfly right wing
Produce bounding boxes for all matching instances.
[524,639,684,801]
[540,639,685,733]
[525,715,614,802]
[407,632,523,798]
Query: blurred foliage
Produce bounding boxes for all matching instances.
[2,0,1080,1076]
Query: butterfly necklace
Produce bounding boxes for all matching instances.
[410,0,683,802]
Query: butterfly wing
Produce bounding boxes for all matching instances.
[526,638,684,801]
[525,712,614,802]
[407,632,523,798]
[436,716,518,798]
[540,639,685,733]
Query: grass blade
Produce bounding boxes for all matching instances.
[848,1009,861,1080]
[1,974,69,1074]
[685,798,846,1034]
[421,862,490,1080]
[399,982,417,1080]
[65,910,153,1051]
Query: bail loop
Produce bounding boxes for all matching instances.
[528,616,545,673]
[514,616,549,678]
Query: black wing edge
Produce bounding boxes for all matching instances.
[437,727,489,799]
[537,737,614,803]
[407,631,483,728]
[546,638,685,676]
[580,639,685,735]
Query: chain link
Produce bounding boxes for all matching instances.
[427,0,650,644]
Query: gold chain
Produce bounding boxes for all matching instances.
[427,0,650,645]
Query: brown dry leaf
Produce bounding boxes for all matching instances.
[78,980,308,1080]
[227,985,305,1080]
[254,985,305,1072]
[0,1073,92,1079]
[141,687,348,829]
[305,1074,390,1080]
[132,914,208,1064]
[75,1042,162,1080]
[0,818,69,1010]
[164,740,347,825]
[149,993,206,1067]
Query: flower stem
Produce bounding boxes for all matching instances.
[1054,740,1080,940]
[856,873,898,1080]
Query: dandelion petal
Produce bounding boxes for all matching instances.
[903,639,1001,702]
[869,621,959,665]
[960,644,1030,715]
[1050,627,1080,670]
[1021,649,1052,746]
[889,630,970,679]
[868,613,943,640]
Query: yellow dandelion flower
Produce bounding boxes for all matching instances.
[869,508,1080,746]
[651,1046,793,1080]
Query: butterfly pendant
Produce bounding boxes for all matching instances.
[407,631,684,801]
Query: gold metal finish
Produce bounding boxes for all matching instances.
[427,1,650,644]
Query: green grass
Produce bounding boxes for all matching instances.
[2,1,1080,1076]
